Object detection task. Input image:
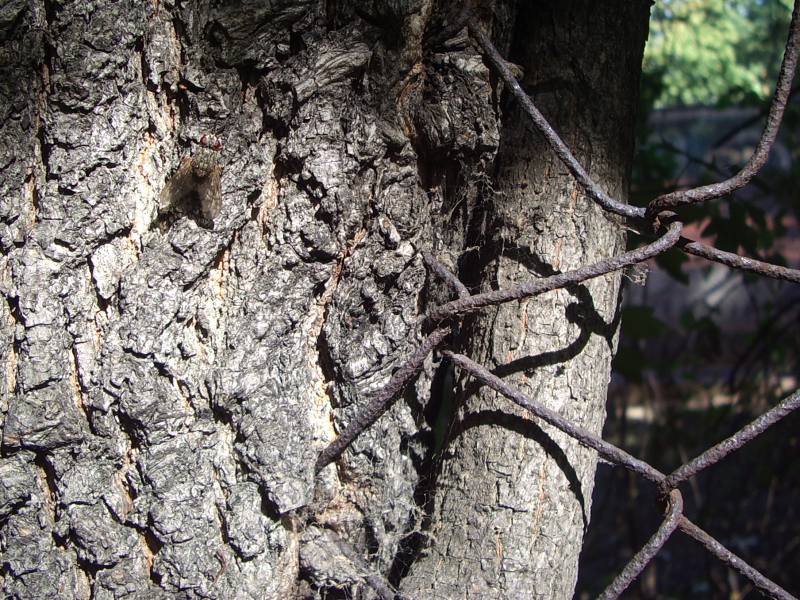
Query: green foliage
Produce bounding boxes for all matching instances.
[645,0,794,108]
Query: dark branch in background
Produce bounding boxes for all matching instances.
[728,298,800,390]
[597,490,684,600]
[655,138,774,196]
[427,221,683,323]
[466,20,647,221]
[647,0,800,215]
[711,84,800,150]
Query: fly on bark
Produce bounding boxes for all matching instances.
[159,135,223,228]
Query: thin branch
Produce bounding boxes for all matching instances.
[654,138,773,196]
[597,490,684,600]
[467,20,646,221]
[728,299,800,390]
[442,351,665,484]
[647,0,800,215]
[679,517,798,600]
[315,327,451,473]
[427,221,682,323]
[663,389,800,491]
[678,237,800,284]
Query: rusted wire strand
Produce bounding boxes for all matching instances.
[314,13,800,597]
[444,350,798,599]
[422,252,470,298]
[441,350,665,483]
[317,251,798,595]
[647,0,800,215]
[315,326,451,473]
[678,237,800,284]
[467,20,646,221]
[469,15,800,287]
[597,490,684,600]
[428,221,683,323]
[320,224,683,476]
[678,517,798,600]
[664,389,800,491]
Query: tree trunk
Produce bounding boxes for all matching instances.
[0,1,647,599]
[401,3,650,597]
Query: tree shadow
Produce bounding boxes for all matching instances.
[448,408,590,533]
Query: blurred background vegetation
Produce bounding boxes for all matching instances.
[576,1,800,598]
[646,0,794,108]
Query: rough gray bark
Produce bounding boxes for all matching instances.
[0,1,646,599]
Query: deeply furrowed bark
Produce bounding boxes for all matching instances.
[0,1,646,598]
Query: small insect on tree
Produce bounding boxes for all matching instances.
[159,134,224,229]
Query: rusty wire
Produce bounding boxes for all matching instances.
[441,350,666,484]
[314,4,800,598]
[315,326,451,474]
[443,350,799,600]
[597,490,684,600]
[466,21,646,221]
[427,221,683,323]
[679,236,800,283]
[317,221,681,475]
[664,389,800,491]
[677,517,797,600]
[422,252,470,299]
[467,10,800,285]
